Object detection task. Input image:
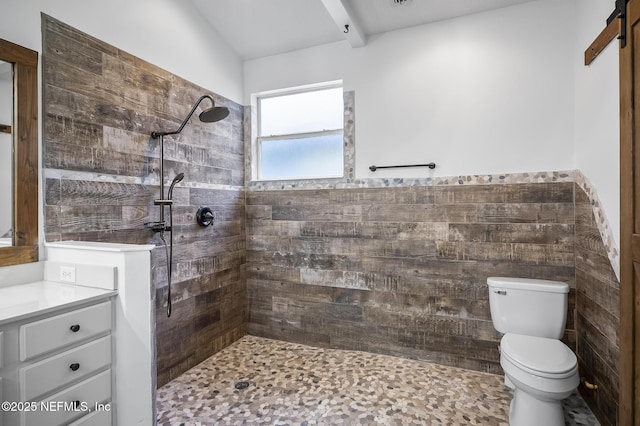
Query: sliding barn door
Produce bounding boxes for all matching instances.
[620,0,640,424]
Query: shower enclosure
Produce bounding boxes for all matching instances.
[147,94,229,316]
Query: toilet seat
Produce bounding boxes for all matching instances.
[501,334,577,379]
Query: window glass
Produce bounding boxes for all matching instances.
[260,133,343,180]
[259,87,343,136]
[256,84,344,181]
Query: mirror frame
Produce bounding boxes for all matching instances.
[0,39,38,267]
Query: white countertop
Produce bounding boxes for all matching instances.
[0,281,117,326]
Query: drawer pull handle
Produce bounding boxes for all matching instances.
[70,324,81,332]
[69,363,80,371]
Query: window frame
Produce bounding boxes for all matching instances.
[254,82,345,182]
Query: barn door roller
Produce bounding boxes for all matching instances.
[609,0,629,47]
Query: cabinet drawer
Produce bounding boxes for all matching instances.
[19,336,111,401]
[20,302,111,362]
[68,408,112,426]
[21,369,111,426]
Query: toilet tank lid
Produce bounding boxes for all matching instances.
[487,277,569,293]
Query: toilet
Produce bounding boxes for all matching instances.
[487,277,579,426]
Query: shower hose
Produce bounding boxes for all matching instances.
[159,202,174,317]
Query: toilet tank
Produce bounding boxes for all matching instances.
[487,277,569,339]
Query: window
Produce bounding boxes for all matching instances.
[256,83,344,180]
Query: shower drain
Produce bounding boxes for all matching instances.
[234,381,250,390]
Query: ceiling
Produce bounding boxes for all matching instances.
[190,0,538,60]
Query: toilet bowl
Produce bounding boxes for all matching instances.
[500,333,579,426]
[487,277,579,424]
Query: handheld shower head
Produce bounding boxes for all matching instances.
[173,172,185,183]
[168,173,185,200]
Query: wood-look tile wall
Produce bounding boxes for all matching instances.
[575,187,619,426]
[246,183,576,373]
[42,15,246,387]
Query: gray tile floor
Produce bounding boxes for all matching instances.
[157,335,600,425]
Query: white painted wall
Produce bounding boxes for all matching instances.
[1,0,243,104]
[574,0,620,248]
[245,0,576,180]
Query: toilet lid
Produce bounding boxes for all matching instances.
[501,334,577,376]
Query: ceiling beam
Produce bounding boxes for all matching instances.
[319,0,366,48]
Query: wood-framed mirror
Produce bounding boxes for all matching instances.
[0,38,38,267]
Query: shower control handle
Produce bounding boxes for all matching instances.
[196,207,214,227]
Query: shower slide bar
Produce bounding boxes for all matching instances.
[369,162,436,172]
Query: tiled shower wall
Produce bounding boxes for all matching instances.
[246,183,577,373]
[41,15,246,387]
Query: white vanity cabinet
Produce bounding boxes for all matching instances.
[0,289,115,426]
[0,241,156,426]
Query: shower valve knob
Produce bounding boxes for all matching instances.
[196,207,214,227]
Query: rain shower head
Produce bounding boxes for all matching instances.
[151,94,228,138]
[200,106,230,123]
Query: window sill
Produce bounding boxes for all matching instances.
[252,175,343,183]
[247,176,348,191]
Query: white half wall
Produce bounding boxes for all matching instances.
[0,0,243,104]
[46,241,156,426]
[245,0,576,180]
[574,0,620,248]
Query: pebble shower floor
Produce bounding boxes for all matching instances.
[156,335,599,425]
